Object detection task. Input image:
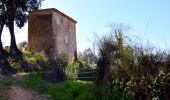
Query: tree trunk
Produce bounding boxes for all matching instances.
[45,61,65,83]
[8,17,21,56]
[0,21,6,55]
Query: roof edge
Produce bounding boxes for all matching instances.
[29,8,77,23]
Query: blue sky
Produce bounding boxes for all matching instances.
[2,0,170,52]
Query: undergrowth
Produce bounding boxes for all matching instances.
[0,78,13,90]
[0,96,5,100]
[23,72,96,100]
[0,50,51,74]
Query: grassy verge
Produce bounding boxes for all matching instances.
[0,78,13,90]
[0,77,13,100]
[0,72,97,100]
[0,96,5,100]
[23,72,96,100]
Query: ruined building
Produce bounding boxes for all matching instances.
[28,8,77,61]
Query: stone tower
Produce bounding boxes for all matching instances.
[28,8,77,61]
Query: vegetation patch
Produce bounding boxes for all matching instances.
[0,50,51,74]
[0,78,13,90]
[0,96,5,100]
[23,72,96,100]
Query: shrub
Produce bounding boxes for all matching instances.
[0,50,50,73]
[45,53,68,83]
[4,46,10,53]
[151,71,170,99]
[22,51,50,71]
[94,23,170,99]
[66,59,91,79]
[56,53,68,70]
[7,56,23,72]
[0,54,15,74]
[17,41,28,51]
[66,61,82,79]
[22,51,47,64]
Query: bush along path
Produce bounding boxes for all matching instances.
[0,74,49,100]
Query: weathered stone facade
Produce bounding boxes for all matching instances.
[28,8,77,61]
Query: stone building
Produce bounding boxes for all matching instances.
[28,8,77,61]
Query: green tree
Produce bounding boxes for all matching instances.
[0,0,44,55]
[79,48,97,67]
[0,0,7,54]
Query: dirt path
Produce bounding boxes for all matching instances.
[0,74,48,100]
[8,86,36,100]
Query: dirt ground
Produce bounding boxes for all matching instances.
[8,85,37,100]
[0,74,48,100]
[0,74,4,80]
